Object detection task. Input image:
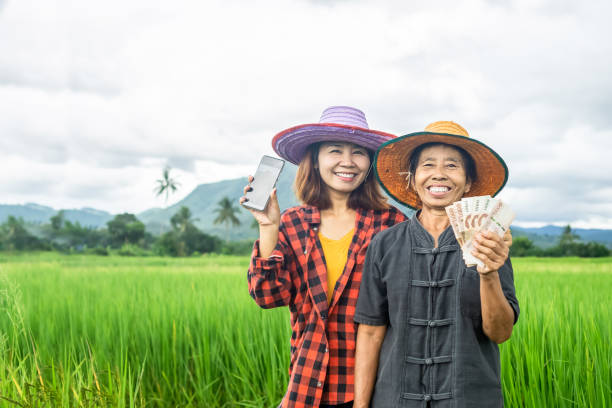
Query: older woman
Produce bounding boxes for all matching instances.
[353,121,519,407]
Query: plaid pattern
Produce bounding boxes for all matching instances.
[248,205,407,408]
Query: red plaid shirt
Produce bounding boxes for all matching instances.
[248,205,407,407]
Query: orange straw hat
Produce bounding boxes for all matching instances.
[374,121,508,210]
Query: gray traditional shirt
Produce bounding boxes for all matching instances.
[354,214,519,407]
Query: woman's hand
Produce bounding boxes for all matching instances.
[471,230,509,275]
[240,176,281,258]
[239,176,281,228]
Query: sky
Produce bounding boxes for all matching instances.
[1,0,611,228]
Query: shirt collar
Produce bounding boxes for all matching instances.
[411,210,456,247]
[301,205,321,225]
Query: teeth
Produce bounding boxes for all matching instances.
[336,173,355,178]
[429,186,450,193]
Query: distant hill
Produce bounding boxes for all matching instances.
[0,203,113,227]
[2,171,611,247]
[511,225,612,248]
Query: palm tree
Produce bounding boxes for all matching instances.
[213,197,241,241]
[170,206,198,233]
[154,166,180,204]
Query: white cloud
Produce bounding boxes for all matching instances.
[0,0,611,226]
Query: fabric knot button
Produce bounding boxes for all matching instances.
[317,381,322,387]
[424,395,432,402]
[425,358,433,365]
[428,321,436,327]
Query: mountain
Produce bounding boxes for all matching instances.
[0,203,113,227]
[511,225,612,248]
[2,173,611,247]
[0,203,54,223]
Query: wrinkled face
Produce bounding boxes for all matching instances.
[316,142,371,197]
[412,144,471,211]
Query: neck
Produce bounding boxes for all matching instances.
[417,207,449,246]
[324,190,351,215]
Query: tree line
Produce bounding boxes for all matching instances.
[0,198,251,256]
[510,225,610,257]
[2,210,609,258]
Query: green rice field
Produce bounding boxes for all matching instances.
[0,253,610,407]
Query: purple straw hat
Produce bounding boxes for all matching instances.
[272,106,396,165]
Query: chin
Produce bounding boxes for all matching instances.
[333,185,359,194]
[422,200,453,210]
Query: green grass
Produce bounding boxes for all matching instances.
[0,253,290,407]
[0,253,610,407]
[501,258,612,407]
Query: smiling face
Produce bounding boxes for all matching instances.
[316,142,371,199]
[412,144,472,211]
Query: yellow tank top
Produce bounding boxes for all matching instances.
[319,229,354,304]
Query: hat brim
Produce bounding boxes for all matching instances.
[374,131,509,210]
[273,123,396,165]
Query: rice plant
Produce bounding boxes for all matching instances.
[0,253,610,407]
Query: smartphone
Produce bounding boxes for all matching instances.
[243,155,285,211]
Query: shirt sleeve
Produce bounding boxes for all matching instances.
[247,223,295,309]
[498,257,520,324]
[354,234,389,326]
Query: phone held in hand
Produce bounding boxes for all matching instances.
[243,155,285,211]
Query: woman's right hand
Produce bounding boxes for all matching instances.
[239,176,281,228]
[240,176,281,258]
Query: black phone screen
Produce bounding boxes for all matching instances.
[244,155,285,211]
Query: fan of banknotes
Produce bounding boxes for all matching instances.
[445,196,515,267]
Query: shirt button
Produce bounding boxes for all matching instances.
[425,358,433,365]
[424,395,432,402]
[428,321,436,327]
[317,381,322,387]
[304,249,308,254]
[325,347,329,353]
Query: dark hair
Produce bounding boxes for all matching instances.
[294,143,389,211]
[408,142,477,185]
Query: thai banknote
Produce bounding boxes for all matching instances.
[446,196,515,267]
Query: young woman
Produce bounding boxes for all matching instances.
[354,121,518,407]
[240,106,407,408]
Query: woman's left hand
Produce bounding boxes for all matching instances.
[472,231,510,275]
